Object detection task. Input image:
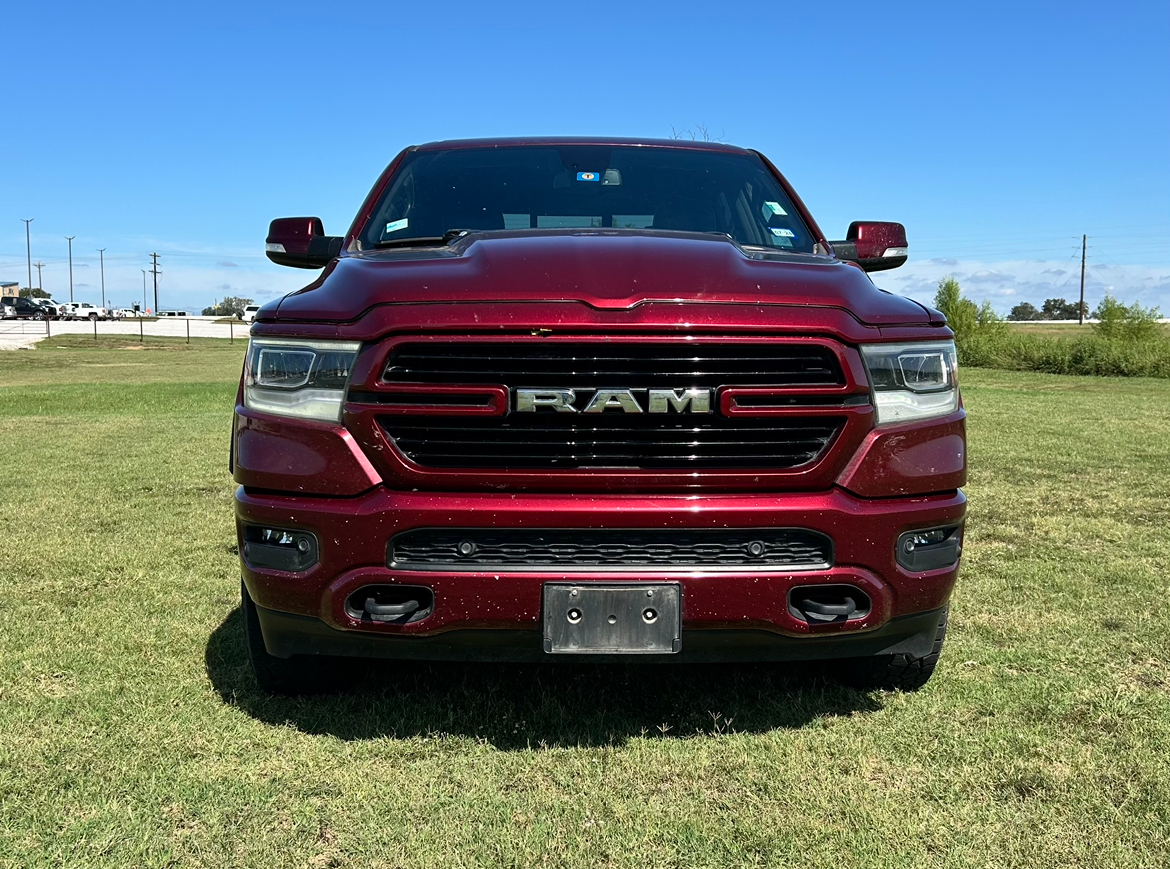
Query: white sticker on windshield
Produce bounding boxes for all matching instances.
[384,218,409,234]
[764,201,787,217]
[770,227,796,238]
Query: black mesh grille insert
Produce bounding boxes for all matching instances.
[384,341,844,388]
[375,341,847,470]
[380,415,843,469]
[390,528,833,571]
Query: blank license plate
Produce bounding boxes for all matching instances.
[543,583,681,654]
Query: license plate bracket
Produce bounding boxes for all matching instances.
[542,583,681,654]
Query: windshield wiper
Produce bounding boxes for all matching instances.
[371,229,469,250]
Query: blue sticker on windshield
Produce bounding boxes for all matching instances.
[576,172,600,182]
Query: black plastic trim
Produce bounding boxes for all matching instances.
[896,524,963,572]
[252,604,948,663]
[241,525,319,572]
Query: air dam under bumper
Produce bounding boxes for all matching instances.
[237,487,964,662]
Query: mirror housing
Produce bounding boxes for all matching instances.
[830,222,908,272]
[265,217,344,269]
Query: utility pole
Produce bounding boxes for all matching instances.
[150,252,160,314]
[65,236,76,303]
[98,249,107,308]
[141,269,147,312]
[34,261,44,291]
[1078,234,1087,325]
[22,219,33,293]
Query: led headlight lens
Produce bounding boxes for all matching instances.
[244,337,360,421]
[861,340,958,425]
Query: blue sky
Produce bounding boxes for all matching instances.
[1,0,1167,314]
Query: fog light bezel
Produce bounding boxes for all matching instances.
[896,523,963,572]
[241,524,320,572]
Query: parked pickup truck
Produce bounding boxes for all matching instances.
[235,137,965,694]
[63,302,109,321]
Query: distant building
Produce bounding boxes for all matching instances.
[0,281,18,295]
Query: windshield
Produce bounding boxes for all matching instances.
[358,145,815,253]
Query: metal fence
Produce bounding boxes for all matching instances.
[0,316,247,346]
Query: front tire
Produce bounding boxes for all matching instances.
[242,582,330,694]
[839,606,949,692]
[88,313,98,321]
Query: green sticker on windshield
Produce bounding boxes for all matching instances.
[763,201,787,219]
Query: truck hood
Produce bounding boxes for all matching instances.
[271,230,934,327]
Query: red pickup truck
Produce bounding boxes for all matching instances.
[234,138,965,693]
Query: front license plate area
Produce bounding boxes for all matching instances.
[543,583,681,654]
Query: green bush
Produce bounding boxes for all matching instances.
[934,276,1005,343]
[937,279,1169,378]
[960,332,1170,378]
[1091,294,1163,341]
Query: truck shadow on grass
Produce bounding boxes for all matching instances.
[205,607,883,749]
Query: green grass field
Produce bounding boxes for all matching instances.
[1005,322,1170,339]
[2,336,1168,868]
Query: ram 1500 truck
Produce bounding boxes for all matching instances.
[234,137,965,693]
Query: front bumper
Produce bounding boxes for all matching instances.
[236,486,964,661]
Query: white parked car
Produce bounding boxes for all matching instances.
[1,302,14,319]
[241,305,261,323]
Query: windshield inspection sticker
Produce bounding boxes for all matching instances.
[770,227,796,238]
[576,172,600,182]
[384,218,409,234]
[764,201,788,217]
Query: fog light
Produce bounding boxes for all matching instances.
[896,524,963,572]
[241,524,319,572]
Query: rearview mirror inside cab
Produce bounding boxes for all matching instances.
[830,222,908,272]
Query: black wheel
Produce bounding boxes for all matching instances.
[838,606,949,692]
[242,581,331,694]
[88,312,98,321]
[32,311,44,321]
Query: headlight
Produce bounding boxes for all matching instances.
[860,340,958,425]
[243,337,360,422]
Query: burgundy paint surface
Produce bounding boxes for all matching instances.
[237,136,967,656]
[271,233,934,326]
[238,486,965,635]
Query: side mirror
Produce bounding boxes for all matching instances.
[829,221,908,272]
[265,217,344,269]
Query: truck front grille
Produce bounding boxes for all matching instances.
[389,528,833,572]
[384,341,844,388]
[380,415,843,469]
[373,339,850,471]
